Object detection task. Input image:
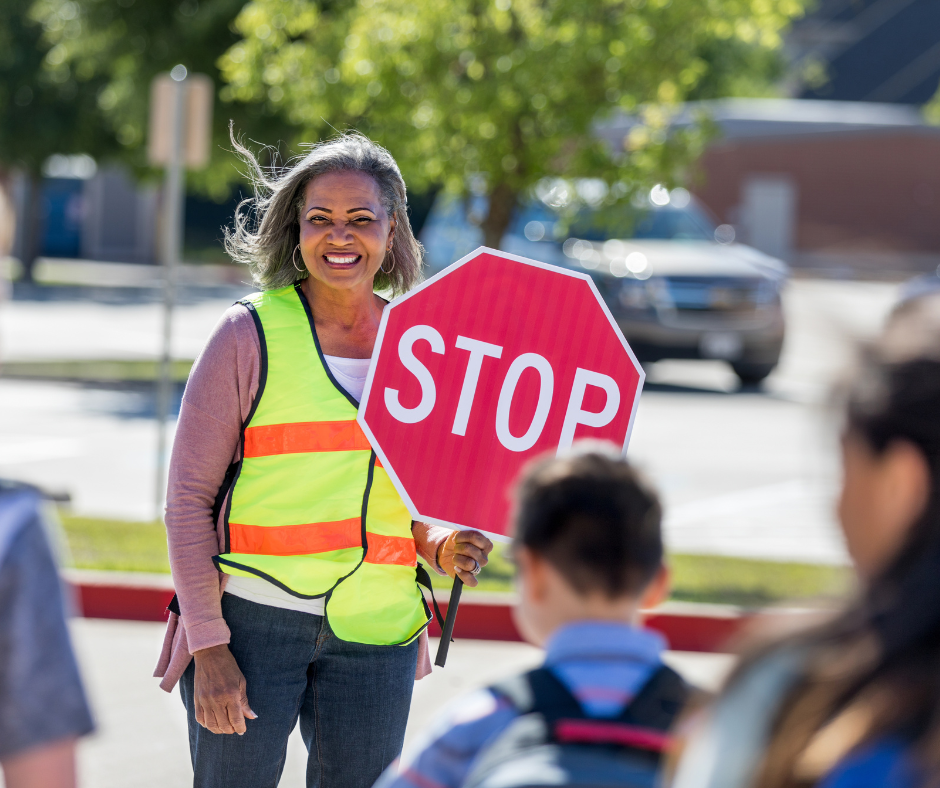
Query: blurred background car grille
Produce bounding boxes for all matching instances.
[662,278,763,314]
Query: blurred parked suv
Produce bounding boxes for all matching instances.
[420,182,789,385]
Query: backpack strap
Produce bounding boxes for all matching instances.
[491,663,689,755]
[552,665,689,754]
[618,663,689,731]
[488,672,537,714]
[491,667,585,718]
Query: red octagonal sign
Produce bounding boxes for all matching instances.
[358,247,645,540]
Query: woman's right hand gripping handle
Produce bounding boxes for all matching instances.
[192,645,258,735]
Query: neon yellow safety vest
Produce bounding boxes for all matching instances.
[213,283,432,645]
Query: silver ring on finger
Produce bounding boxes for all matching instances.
[471,560,482,576]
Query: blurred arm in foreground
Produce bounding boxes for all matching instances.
[0,481,94,788]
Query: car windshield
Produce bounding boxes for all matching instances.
[565,203,717,242]
[502,194,719,243]
[419,188,724,273]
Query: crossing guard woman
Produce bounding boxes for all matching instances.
[154,133,493,788]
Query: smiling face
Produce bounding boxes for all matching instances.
[298,170,396,293]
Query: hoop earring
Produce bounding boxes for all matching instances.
[380,249,394,275]
[292,244,305,273]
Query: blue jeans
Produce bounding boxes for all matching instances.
[180,593,419,788]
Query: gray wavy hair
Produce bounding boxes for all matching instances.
[224,130,424,294]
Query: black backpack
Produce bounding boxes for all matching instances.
[462,664,690,788]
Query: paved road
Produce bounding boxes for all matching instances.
[631,278,899,563]
[0,278,898,559]
[62,619,733,788]
[0,284,248,363]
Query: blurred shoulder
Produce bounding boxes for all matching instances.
[0,482,42,568]
[406,688,516,761]
[378,689,517,788]
[721,641,811,708]
[820,738,920,788]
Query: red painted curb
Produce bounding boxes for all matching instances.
[644,611,748,653]
[74,583,175,623]
[428,596,522,643]
[425,597,751,653]
[70,579,753,653]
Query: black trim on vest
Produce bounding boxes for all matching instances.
[239,300,269,425]
[212,463,238,535]
[213,556,330,599]
[360,452,376,560]
[416,563,447,630]
[383,601,433,646]
[218,298,269,554]
[294,283,361,409]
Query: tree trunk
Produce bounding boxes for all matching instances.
[0,171,15,261]
[19,173,43,283]
[480,182,518,250]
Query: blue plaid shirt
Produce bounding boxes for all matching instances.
[376,621,667,788]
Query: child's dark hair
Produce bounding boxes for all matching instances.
[512,444,663,599]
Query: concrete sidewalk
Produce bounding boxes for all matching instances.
[67,619,734,788]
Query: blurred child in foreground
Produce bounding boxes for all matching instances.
[671,293,940,788]
[376,443,686,788]
[0,481,94,788]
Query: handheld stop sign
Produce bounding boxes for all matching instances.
[358,247,645,662]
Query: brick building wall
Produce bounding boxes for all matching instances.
[692,131,940,267]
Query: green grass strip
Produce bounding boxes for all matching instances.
[58,515,853,608]
[1,359,194,383]
[667,553,852,607]
[61,515,170,574]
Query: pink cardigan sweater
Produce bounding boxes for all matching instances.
[153,303,451,691]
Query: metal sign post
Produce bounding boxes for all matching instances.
[148,66,213,520]
[153,66,187,521]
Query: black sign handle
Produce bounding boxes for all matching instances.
[433,577,463,667]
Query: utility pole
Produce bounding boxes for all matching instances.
[154,65,188,521]
[148,66,213,520]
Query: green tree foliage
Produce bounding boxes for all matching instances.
[0,0,110,268]
[0,1,105,174]
[221,0,805,247]
[30,0,295,198]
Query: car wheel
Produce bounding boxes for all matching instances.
[731,362,776,386]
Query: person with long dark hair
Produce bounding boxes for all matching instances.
[671,294,940,788]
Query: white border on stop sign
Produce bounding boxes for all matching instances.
[357,245,647,541]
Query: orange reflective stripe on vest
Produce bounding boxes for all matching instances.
[364,534,417,566]
[244,420,372,458]
[229,517,361,556]
[229,518,416,565]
